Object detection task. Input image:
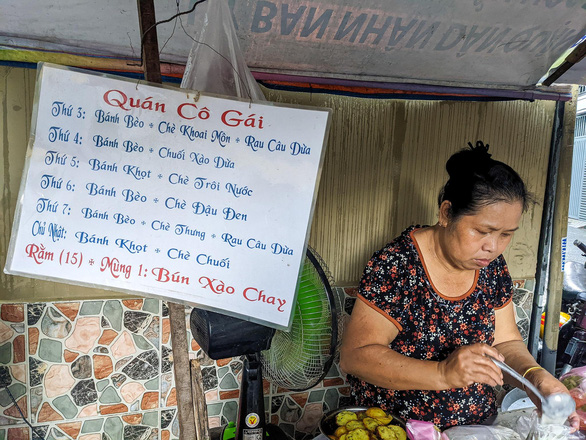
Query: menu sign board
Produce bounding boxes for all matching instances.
[5,63,331,330]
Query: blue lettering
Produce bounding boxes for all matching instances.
[92,135,119,148]
[51,101,73,117]
[115,238,147,254]
[75,231,109,245]
[122,164,151,181]
[271,242,294,255]
[86,183,116,197]
[95,110,120,124]
[244,135,263,151]
[167,248,190,260]
[169,173,189,185]
[223,207,248,221]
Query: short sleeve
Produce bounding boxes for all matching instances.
[492,255,513,309]
[358,247,412,332]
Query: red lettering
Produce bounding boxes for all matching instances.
[221,110,243,127]
[177,103,198,120]
[242,287,259,301]
[199,276,234,294]
[152,267,170,282]
[103,89,130,111]
[25,243,53,264]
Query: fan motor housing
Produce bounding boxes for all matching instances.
[190,308,276,359]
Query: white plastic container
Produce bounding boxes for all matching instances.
[501,388,537,412]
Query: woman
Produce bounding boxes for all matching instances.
[340,142,578,430]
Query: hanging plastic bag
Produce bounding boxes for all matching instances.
[180,0,265,101]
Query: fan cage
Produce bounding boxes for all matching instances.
[260,246,343,391]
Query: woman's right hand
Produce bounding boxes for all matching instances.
[438,343,505,389]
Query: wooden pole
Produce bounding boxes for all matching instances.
[542,40,586,87]
[191,359,211,440]
[168,302,198,440]
[137,0,162,84]
[136,2,207,439]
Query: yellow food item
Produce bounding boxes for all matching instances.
[345,421,365,431]
[389,426,406,440]
[336,411,359,426]
[376,425,406,440]
[365,408,388,419]
[329,407,406,440]
[362,417,383,432]
[346,428,370,440]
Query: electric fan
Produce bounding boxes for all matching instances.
[190,246,341,440]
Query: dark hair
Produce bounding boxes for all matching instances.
[438,141,531,219]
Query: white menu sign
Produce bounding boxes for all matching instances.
[5,63,331,330]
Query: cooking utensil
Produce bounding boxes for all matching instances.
[488,356,575,425]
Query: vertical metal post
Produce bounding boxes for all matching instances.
[540,101,566,373]
[527,102,564,360]
[540,93,578,373]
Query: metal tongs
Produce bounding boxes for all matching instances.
[487,356,575,439]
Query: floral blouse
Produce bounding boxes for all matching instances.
[347,226,513,429]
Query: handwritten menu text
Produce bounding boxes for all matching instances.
[5,64,331,330]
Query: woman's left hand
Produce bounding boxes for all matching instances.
[527,368,580,432]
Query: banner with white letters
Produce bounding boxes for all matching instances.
[1,0,585,88]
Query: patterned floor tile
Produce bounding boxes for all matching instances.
[28,300,160,424]
[30,412,159,440]
[0,425,30,440]
[0,292,362,440]
[0,304,27,427]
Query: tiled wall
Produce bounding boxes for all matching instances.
[0,283,533,440]
[0,291,351,440]
[511,280,535,344]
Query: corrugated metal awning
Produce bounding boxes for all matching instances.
[1,0,585,94]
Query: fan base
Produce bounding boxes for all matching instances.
[210,422,288,440]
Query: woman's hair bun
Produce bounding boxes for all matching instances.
[445,140,493,178]
[439,140,531,217]
[467,141,492,159]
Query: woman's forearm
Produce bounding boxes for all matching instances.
[493,340,545,388]
[342,299,505,392]
[341,344,446,391]
[494,338,575,428]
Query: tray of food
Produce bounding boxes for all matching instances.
[319,406,406,440]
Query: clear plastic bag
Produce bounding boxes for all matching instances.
[560,365,586,431]
[180,0,265,101]
[442,425,521,439]
[515,411,585,440]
